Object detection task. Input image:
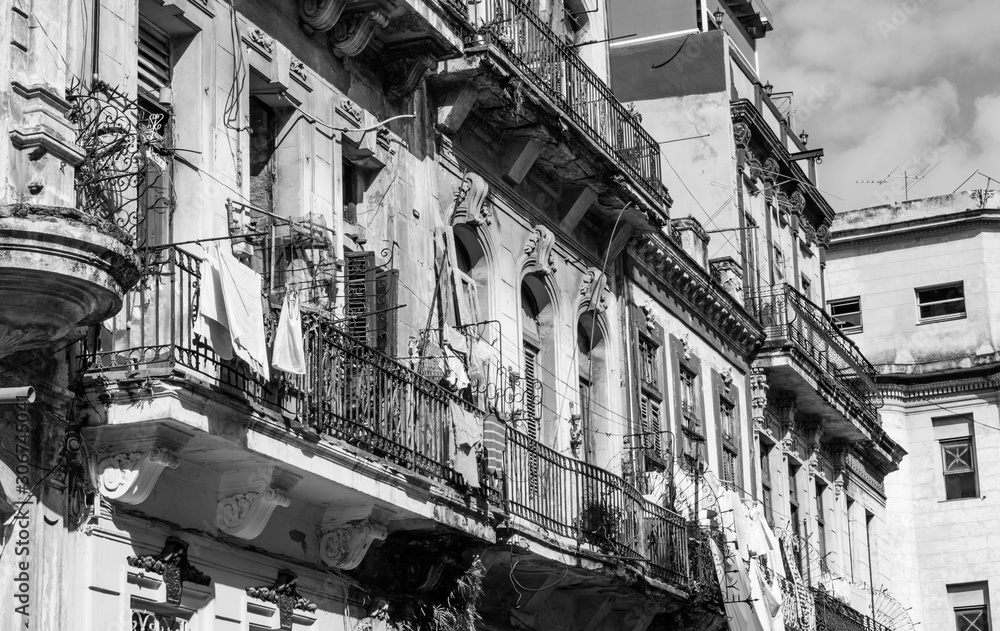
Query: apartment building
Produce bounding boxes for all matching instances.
[827,189,1000,631]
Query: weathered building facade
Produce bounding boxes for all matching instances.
[827,189,1000,631]
[607,1,907,628]
[0,0,908,630]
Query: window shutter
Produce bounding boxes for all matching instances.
[373,269,398,356]
[345,251,376,345]
[453,269,480,328]
[138,19,171,98]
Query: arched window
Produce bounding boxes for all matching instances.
[577,311,608,464]
[452,225,490,327]
[521,275,557,446]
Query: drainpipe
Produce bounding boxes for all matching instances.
[0,387,35,404]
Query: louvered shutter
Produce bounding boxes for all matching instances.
[138,19,171,98]
[345,251,376,345]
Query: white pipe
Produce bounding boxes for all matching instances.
[0,387,35,404]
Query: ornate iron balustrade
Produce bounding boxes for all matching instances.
[749,284,882,428]
[499,426,689,588]
[78,246,478,487]
[471,0,667,207]
[814,588,890,631]
[67,80,172,248]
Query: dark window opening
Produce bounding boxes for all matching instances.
[917,282,966,322]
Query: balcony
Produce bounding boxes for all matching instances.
[79,246,472,488]
[496,426,689,589]
[0,81,142,358]
[435,0,670,230]
[749,284,882,439]
[80,247,690,591]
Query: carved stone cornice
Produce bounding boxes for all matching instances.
[337,97,363,128]
[384,52,436,101]
[319,507,392,570]
[217,488,291,540]
[98,447,179,505]
[579,267,611,313]
[246,569,317,631]
[299,0,350,33]
[451,172,492,227]
[330,9,389,58]
[761,156,781,184]
[523,225,558,277]
[790,188,807,215]
[126,536,211,605]
[629,234,764,359]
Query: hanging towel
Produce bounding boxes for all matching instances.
[442,343,470,391]
[450,401,482,488]
[710,539,766,631]
[194,245,235,360]
[482,413,507,477]
[272,291,306,375]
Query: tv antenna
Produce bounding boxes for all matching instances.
[856,161,940,201]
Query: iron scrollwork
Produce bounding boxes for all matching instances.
[67,80,173,248]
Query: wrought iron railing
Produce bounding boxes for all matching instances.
[814,588,890,631]
[78,246,478,486]
[499,426,688,587]
[471,0,667,208]
[749,284,882,427]
[67,80,172,247]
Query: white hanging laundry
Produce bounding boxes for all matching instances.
[272,291,306,375]
[194,244,234,360]
[441,343,470,391]
[450,401,482,488]
[195,241,269,380]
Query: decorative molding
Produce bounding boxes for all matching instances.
[384,53,436,101]
[330,10,389,57]
[98,448,179,505]
[9,127,86,166]
[299,0,350,33]
[762,156,781,184]
[579,267,611,313]
[246,569,317,630]
[733,122,751,149]
[337,97,363,128]
[318,506,392,570]
[289,57,308,85]
[745,154,763,186]
[639,300,658,330]
[451,172,492,227]
[217,487,291,540]
[126,536,210,605]
[681,334,693,361]
[247,27,274,55]
[523,225,558,277]
[815,225,832,248]
[569,413,583,459]
[790,189,807,215]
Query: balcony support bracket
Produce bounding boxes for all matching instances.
[502,136,545,185]
[216,468,299,540]
[99,447,181,505]
[558,186,598,233]
[318,505,393,570]
[437,82,480,135]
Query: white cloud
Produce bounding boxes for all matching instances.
[760,0,1000,209]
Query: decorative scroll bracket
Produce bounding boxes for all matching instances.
[384,53,436,101]
[579,267,611,313]
[318,506,393,570]
[299,0,350,33]
[216,468,299,540]
[330,10,389,58]
[451,171,492,227]
[523,225,558,277]
[99,447,180,505]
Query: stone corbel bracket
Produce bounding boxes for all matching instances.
[384,52,437,101]
[99,447,180,505]
[217,488,291,540]
[299,0,350,33]
[216,468,300,540]
[330,9,389,58]
[451,171,491,227]
[319,506,393,570]
[579,267,611,313]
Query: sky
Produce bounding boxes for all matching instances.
[757,0,1000,212]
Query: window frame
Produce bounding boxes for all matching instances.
[941,436,980,500]
[916,281,967,324]
[828,296,863,333]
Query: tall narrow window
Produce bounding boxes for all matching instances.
[815,482,828,572]
[934,416,980,500]
[637,335,664,461]
[136,17,173,249]
[577,312,607,464]
[789,463,802,573]
[845,497,856,581]
[760,444,774,526]
[679,367,705,464]
[720,396,739,488]
[521,276,556,446]
[343,159,362,223]
[248,97,277,214]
